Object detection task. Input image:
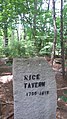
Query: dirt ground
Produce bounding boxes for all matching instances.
[0,58,67,119]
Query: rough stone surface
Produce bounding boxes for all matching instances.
[13,57,57,119]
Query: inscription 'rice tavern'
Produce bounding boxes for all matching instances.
[23,74,49,96]
[24,74,45,88]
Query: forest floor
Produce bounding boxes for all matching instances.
[0,57,67,119]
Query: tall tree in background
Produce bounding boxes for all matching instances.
[60,0,65,79]
[45,0,50,10]
[0,1,9,46]
[33,0,37,38]
[0,0,17,46]
[51,0,57,65]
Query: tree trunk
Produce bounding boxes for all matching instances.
[33,0,37,38]
[23,13,26,40]
[60,0,65,79]
[51,0,57,65]
[16,29,20,41]
[3,24,8,46]
[48,0,50,10]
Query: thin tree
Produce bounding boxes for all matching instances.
[3,23,8,46]
[51,0,57,65]
[33,0,37,38]
[60,0,65,79]
[45,0,50,10]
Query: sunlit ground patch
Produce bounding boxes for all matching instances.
[0,75,13,83]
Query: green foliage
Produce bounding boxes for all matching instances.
[0,36,4,57]
[60,90,67,102]
[60,96,67,102]
[0,47,4,58]
[0,0,67,58]
[3,39,37,58]
[39,42,53,56]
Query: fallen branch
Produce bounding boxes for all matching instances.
[1,101,13,105]
[57,87,67,90]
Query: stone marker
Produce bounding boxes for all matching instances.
[13,57,57,119]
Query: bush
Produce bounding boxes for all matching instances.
[3,40,37,58]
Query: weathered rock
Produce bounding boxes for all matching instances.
[13,57,57,119]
